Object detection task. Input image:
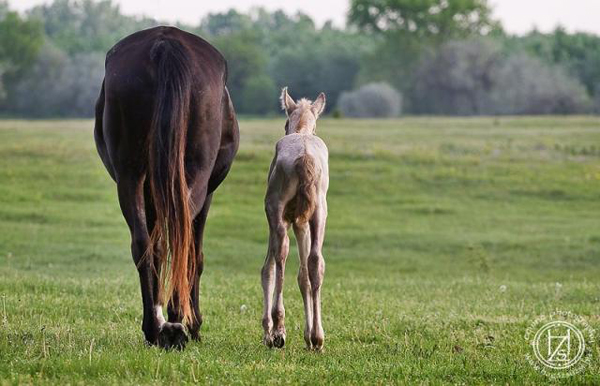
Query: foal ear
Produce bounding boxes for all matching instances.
[280,87,297,116]
[312,92,326,118]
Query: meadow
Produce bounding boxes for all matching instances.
[0,116,599,384]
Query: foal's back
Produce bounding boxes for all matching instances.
[269,133,329,194]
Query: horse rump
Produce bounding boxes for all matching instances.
[293,153,318,224]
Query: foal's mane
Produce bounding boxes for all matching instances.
[295,98,313,110]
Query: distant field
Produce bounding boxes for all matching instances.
[0,117,599,384]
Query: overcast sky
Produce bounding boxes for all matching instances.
[9,0,600,35]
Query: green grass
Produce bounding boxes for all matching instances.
[0,116,599,384]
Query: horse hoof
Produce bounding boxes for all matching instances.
[310,335,323,351]
[263,332,274,348]
[272,332,286,348]
[158,322,188,350]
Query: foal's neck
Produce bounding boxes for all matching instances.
[292,126,314,135]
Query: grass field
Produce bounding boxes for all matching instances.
[0,116,599,384]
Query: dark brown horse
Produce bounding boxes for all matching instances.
[94,26,239,349]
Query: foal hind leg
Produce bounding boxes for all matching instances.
[271,218,290,348]
[262,203,289,348]
[293,222,313,349]
[308,201,327,350]
[261,236,275,347]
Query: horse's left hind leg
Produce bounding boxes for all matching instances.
[118,178,188,349]
[262,204,289,348]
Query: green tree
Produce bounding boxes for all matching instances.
[349,0,497,40]
[28,0,157,54]
[199,9,252,37]
[0,9,43,100]
[240,74,277,115]
[211,30,269,112]
[503,28,600,98]
[270,31,365,112]
[349,0,498,108]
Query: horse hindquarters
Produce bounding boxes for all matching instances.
[95,27,237,350]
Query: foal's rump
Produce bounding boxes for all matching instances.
[270,134,327,224]
[293,153,318,223]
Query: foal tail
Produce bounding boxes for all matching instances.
[147,38,195,324]
[294,154,319,223]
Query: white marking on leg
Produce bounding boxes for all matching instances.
[154,305,166,327]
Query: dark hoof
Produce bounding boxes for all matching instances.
[158,322,188,350]
[272,331,286,348]
[188,317,202,342]
[310,335,323,351]
[189,329,201,342]
[263,333,274,348]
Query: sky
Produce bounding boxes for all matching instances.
[9,0,600,35]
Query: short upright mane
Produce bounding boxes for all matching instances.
[295,99,313,110]
[280,95,313,112]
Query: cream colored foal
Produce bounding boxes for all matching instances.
[261,88,329,350]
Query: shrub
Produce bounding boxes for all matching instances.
[338,82,402,118]
[490,54,591,115]
[412,39,502,115]
[412,38,591,115]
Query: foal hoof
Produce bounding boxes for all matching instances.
[310,335,324,351]
[272,331,286,348]
[263,333,274,348]
[158,322,188,350]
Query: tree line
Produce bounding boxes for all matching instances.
[0,0,599,117]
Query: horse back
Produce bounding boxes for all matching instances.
[98,26,231,183]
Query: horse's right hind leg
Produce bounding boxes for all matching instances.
[118,178,187,350]
[175,193,213,341]
[308,201,327,351]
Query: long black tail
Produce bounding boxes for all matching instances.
[147,38,195,325]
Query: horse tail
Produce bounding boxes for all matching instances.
[147,38,195,325]
[294,153,319,223]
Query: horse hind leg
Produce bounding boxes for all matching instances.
[262,202,290,348]
[293,221,313,349]
[117,178,183,348]
[142,181,188,350]
[261,234,276,347]
[308,200,327,350]
[187,194,212,341]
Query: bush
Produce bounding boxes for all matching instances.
[412,38,591,115]
[412,39,501,115]
[490,54,591,115]
[338,82,402,118]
